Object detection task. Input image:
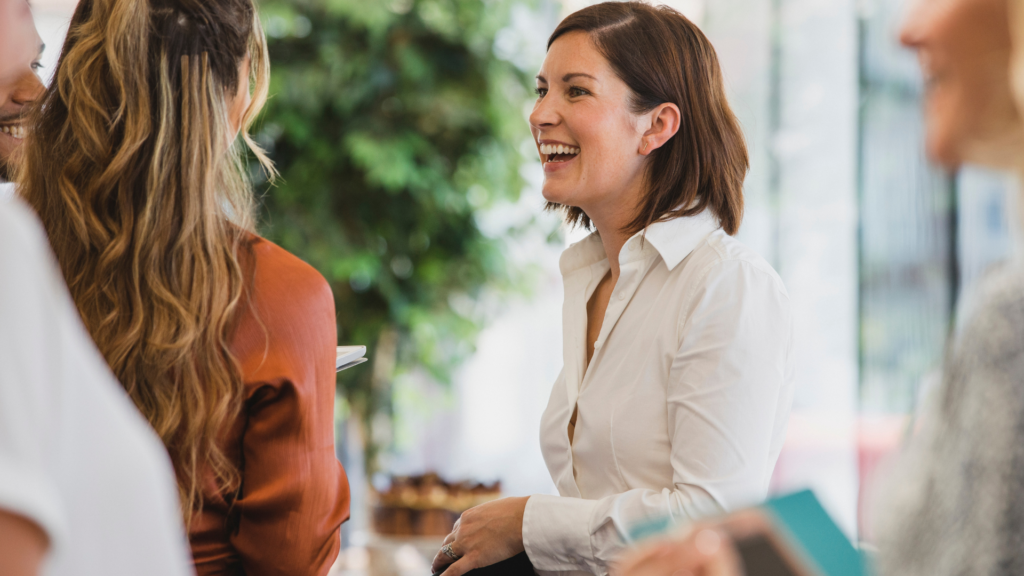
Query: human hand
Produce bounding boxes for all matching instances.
[430,496,529,576]
[612,526,742,576]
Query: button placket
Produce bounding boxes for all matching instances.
[591,251,658,360]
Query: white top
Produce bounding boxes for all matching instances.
[523,211,795,576]
[0,199,195,576]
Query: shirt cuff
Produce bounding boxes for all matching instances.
[523,494,598,573]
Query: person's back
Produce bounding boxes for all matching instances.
[189,237,350,575]
[0,197,195,576]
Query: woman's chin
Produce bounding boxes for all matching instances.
[541,186,577,206]
[541,174,585,205]
[923,125,963,171]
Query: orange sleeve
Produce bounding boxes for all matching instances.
[229,240,350,576]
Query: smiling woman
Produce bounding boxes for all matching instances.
[430,4,794,576]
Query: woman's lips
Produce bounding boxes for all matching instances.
[543,153,578,173]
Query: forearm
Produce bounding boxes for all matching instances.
[523,487,724,576]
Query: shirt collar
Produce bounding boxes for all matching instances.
[559,210,721,277]
[642,209,721,271]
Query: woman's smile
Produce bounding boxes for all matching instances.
[538,140,581,172]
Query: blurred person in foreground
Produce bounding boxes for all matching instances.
[15,0,350,574]
[616,0,1024,574]
[0,1,194,575]
[0,0,43,198]
[431,4,794,576]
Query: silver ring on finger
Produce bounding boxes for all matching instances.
[441,542,461,561]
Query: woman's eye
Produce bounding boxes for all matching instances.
[535,87,547,98]
[568,86,589,97]
[30,61,43,72]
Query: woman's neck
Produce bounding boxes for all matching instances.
[587,190,642,283]
[595,225,630,282]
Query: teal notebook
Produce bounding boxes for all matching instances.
[764,490,866,576]
[625,490,868,576]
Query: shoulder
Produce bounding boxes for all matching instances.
[232,237,337,388]
[246,237,335,321]
[249,237,328,285]
[681,231,789,304]
[956,264,1024,367]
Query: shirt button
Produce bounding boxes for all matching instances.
[594,341,602,349]
[618,291,627,300]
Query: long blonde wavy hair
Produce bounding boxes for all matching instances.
[17,0,274,527]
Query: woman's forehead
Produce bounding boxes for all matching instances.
[539,32,611,82]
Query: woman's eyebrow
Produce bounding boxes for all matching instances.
[563,73,597,82]
[535,73,598,84]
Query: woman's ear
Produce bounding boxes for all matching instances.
[639,103,681,156]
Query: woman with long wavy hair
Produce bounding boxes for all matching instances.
[16,0,350,574]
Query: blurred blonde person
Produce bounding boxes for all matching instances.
[431,4,795,576]
[0,2,193,575]
[876,0,1024,573]
[16,0,350,574]
[617,0,1024,574]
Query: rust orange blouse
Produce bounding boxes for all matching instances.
[189,237,351,576]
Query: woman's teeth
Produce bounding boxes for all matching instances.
[539,143,580,156]
[0,125,25,139]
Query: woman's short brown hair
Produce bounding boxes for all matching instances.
[547,1,748,236]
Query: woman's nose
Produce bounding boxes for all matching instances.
[529,95,559,131]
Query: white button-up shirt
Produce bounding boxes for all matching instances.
[522,211,795,576]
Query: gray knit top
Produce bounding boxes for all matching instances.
[876,263,1024,575]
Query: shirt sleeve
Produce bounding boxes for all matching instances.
[523,259,794,575]
[0,202,67,550]
[229,246,351,576]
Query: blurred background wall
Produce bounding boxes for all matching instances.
[27,0,1023,570]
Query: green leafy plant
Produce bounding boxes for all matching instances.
[255,0,537,470]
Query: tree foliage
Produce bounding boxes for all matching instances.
[255,0,535,468]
